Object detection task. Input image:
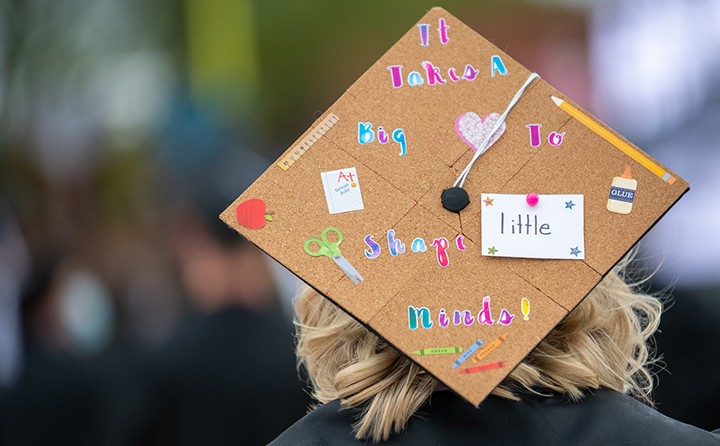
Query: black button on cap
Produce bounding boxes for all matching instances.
[441,187,469,213]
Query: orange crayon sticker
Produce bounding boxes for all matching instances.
[472,333,507,364]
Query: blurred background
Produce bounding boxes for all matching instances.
[0,0,718,444]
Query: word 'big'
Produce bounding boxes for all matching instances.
[358,123,407,156]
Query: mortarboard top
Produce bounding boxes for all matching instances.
[220,7,688,406]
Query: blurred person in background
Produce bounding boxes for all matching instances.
[106,203,311,446]
[0,252,109,445]
[1,1,311,443]
[0,200,30,390]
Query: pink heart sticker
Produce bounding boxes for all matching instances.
[454,112,506,154]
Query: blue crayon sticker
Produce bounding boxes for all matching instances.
[451,338,484,369]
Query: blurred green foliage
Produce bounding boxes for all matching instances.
[252,0,525,149]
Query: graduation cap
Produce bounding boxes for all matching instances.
[220,7,687,406]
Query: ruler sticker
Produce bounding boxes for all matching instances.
[278,113,340,170]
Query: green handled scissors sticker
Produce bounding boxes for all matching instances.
[304,227,364,285]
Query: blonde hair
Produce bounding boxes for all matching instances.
[294,256,662,442]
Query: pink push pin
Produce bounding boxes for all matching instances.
[526,193,539,206]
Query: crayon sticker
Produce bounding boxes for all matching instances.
[471,333,507,364]
[459,360,506,375]
[412,346,462,356]
[452,339,484,369]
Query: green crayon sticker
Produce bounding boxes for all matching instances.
[412,347,463,356]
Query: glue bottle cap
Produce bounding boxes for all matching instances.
[621,166,632,179]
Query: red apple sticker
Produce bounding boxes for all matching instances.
[236,199,273,229]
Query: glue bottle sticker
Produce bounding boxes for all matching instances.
[607,166,637,214]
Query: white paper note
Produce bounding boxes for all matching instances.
[481,193,584,259]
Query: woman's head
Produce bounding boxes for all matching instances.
[294,256,662,442]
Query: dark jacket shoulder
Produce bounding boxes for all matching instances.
[269,389,720,445]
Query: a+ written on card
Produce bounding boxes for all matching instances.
[321,167,365,215]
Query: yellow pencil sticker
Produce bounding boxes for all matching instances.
[551,96,675,185]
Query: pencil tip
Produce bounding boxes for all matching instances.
[550,95,563,106]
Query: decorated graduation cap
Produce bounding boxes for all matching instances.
[220,7,687,406]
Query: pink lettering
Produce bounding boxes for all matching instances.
[422,61,447,86]
[548,131,565,146]
[526,124,542,147]
[438,18,450,44]
[462,64,480,81]
[387,65,403,88]
[453,310,473,326]
[463,310,474,326]
[439,309,450,327]
[497,309,515,326]
[431,238,450,267]
[477,296,494,325]
[378,127,389,144]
